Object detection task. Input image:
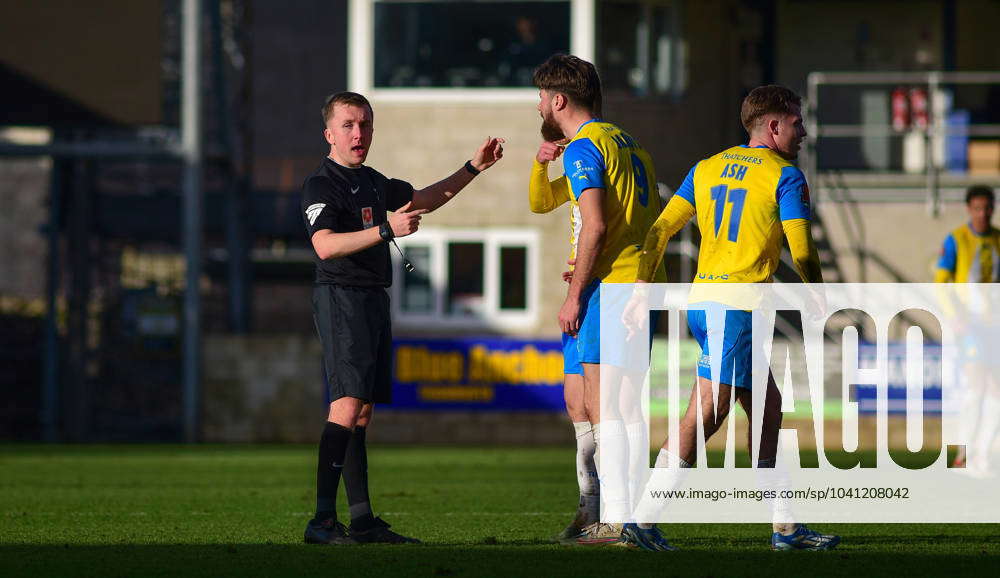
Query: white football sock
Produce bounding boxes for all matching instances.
[573,421,599,521]
[654,448,693,469]
[755,456,796,534]
[634,448,692,529]
[626,421,648,510]
[592,422,601,475]
[596,420,630,522]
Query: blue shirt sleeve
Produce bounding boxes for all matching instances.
[674,163,697,207]
[937,234,957,271]
[562,138,606,199]
[776,165,811,221]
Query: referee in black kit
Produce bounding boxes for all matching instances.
[301,91,504,544]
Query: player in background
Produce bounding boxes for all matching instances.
[623,85,840,551]
[528,139,599,542]
[935,186,999,284]
[533,53,667,545]
[935,185,1000,474]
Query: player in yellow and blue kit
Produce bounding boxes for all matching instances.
[934,185,1000,472]
[533,54,666,546]
[935,186,1000,283]
[624,85,839,552]
[529,139,595,542]
[562,119,667,361]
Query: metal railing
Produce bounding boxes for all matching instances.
[802,71,1000,215]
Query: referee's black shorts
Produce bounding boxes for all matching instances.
[313,284,392,404]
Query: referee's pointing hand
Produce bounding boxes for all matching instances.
[388,201,427,238]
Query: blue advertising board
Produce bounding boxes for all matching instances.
[390,337,566,410]
[856,343,943,414]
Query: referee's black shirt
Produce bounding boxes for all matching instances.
[301,157,414,287]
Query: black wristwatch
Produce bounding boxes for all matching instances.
[379,221,394,242]
[464,160,481,176]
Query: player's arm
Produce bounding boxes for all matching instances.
[932,234,960,320]
[934,234,957,283]
[304,173,426,259]
[636,196,696,283]
[776,166,823,283]
[781,219,823,283]
[310,228,382,259]
[557,137,607,335]
[559,187,605,335]
[624,191,693,337]
[528,162,570,213]
[529,141,571,213]
[635,164,698,283]
[409,137,505,212]
[311,201,425,259]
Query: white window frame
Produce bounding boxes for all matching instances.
[348,0,595,102]
[390,227,540,330]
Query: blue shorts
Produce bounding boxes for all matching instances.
[687,302,753,389]
[562,332,583,375]
[574,279,646,368]
[576,279,603,365]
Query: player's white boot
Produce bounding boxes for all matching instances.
[575,522,623,545]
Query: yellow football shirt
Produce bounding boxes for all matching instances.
[935,224,1000,283]
[562,119,667,283]
[675,145,812,284]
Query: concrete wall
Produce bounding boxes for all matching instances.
[202,334,574,444]
[203,334,324,442]
[817,200,971,283]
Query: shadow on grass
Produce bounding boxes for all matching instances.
[2,542,998,577]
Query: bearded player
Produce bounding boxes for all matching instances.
[531,54,667,545]
[529,134,597,543]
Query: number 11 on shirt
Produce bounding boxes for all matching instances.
[710,184,746,242]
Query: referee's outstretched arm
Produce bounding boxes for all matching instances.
[310,201,426,260]
[409,137,505,212]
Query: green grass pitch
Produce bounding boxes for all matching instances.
[1,444,998,576]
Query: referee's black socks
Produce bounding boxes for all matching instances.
[344,425,375,530]
[314,421,353,523]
